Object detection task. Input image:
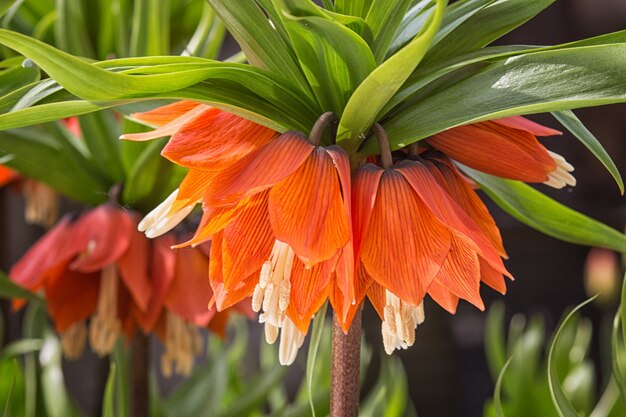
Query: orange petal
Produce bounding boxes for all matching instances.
[130,100,202,127]
[326,146,356,304]
[480,120,555,172]
[365,281,386,320]
[427,124,550,182]
[480,258,510,295]
[360,169,451,305]
[209,232,257,310]
[396,160,508,277]
[352,164,384,259]
[137,235,176,332]
[203,132,314,206]
[45,268,99,332]
[495,116,562,137]
[162,108,279,170]
[122,104,210,141]
[0,165,17,187]
[435,235,484,311]
[221,191,274,290]
[269,148,349,266]
[117,223,152,312]
[427,280,459,314]
[428,159,507,257]
[9,216,74,292]
[333,263,374,329]
[165,247,214,326]
[70,205,133,273]
[173,169,219,212]
[287,258,334,331]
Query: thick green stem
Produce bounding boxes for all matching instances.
[330,308,362,417]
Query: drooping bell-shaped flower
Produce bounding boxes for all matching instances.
[426,116,576,189]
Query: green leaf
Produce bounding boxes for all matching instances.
[379,44,626,152]
[129,0,170,56]
[337,0,444,152]
[611,306,626,408]
[465,168,626,253]
[279,10,376,116]
[0,127,110,204]
[365,0,414,63]
[485,301,507,381]
[424,0,555,63]
[1,360,16,417]
[102,364,118,417]
[0,339,43,361]
[306,301,328,417]
[0,60,39,96]
[334,0,372,18]
[553,110,623,194]
[206,0,309,92]
[54,0,94,56]
[494,357,513,417]
[78,111,125,183]
[0,270,44,304]
[122,138,167,206]
[547,297,597,417]
[182,2,226,59]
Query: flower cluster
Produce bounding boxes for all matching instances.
[125,101,576,364]
[10,203,248,376]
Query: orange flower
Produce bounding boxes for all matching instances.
[126,104,352,364]
[348,155,510,353]
[427,116,576,189]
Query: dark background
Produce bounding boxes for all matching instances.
[2,1,626,416]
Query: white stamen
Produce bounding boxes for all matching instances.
[251,240,295,331]
[278,317,306,366]
[544,151,576,189]
[138,189,197,238]
[381,290,424,355]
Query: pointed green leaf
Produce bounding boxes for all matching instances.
[0,270,44,304]
[365,0,414,63]
[464,167,626,252]
[336,0,445,153]
[379,44,626,152]
[547,297,597,417]
[334,0,372,18]
[54,0,94,56]
[279,11,376,116]
[129,0,170,56]
[206,0,308,92]
[424,0,555,63]
[553,110,623,194]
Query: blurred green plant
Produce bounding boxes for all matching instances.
[0,299,413,417]
[484,295,626,417]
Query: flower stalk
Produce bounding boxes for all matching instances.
[330,307,362,417]
[131,333,150,417]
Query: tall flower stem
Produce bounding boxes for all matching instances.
[330,308,362,417]
[131,333,150,417]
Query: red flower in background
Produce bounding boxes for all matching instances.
[10,203,247,375]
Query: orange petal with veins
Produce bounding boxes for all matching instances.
[269,148,349,266]
[122,104,210,141]
[495,116,562,137]
[435,234,484,311]
[287,258,334,332]
[130,100,202,127]
[480,258,510,295]
[45,267,99,332]
[203,132,314,206]
[428,280,459,314]
[360,169,451,305]
[427,124,550,182]
[162,108,278,170]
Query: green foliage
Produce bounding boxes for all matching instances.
[484,300,626,417]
